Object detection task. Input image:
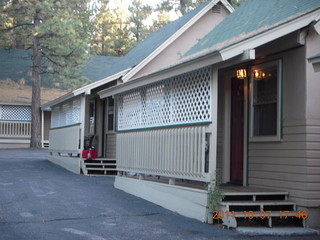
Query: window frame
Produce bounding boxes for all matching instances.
[249,59,282,142]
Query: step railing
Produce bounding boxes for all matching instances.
[117,126,210,182]
[0,120,31,138]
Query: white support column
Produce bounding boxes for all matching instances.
[41,110,44,148]
[80,94,86,151]
[209,68,218,183]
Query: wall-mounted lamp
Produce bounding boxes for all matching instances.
[236,69,247,79]
[253,70,271,80]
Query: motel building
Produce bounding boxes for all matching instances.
[44,0,320,229]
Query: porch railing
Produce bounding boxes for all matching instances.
[117,126,210,182]
[0,120,31,138]
[49,124,81,153]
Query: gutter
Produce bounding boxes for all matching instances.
[98,48,255,99]
[72,67,131,96]
[41,92,74,110]
[40,68,132,109]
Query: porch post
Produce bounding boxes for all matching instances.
[209,68,218,183]
[80,94,86,151]
[41,110,44,148]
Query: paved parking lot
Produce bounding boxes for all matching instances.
[0,149,319,240]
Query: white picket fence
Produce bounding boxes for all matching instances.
[117,126,210,182]
[0,120,31,138]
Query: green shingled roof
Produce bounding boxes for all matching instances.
[184,0,320,60]
[83,55,119,82]
[0,48,119,85]
[0,1,213,85]
[0,48,32,83]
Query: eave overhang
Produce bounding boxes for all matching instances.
[98,49,255,99]
[40,68,131,109]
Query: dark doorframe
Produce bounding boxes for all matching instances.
[230,77,244,184]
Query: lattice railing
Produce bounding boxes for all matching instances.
[117,67,211,131]
[0,105,31,121]
[0,120,31,138]
[51,97,81,128]
[116,126,210,182]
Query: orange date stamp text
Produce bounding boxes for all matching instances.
[212,210,308,220]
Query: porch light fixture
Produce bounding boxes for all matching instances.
[236,68,247,79]
[253,70,272,80]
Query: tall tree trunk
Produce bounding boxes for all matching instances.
[30,10,42,148]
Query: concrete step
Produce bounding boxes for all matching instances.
[220,200,296,212]
[84,162,116,166]
[217,210,306,228]
[81,159,117,176]
[86,167,117,171]
[215,187,303,229]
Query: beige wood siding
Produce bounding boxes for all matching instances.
[248,42,320,208]
[248,121,320,207]
[106,133,116,158]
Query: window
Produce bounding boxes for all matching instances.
[250,60,282,141]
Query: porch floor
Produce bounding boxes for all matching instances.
[121,174,208,190]
[220,185,289,195]
[120,174,291,194]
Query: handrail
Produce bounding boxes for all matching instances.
[117,126,210,182]
[0,120,31,138]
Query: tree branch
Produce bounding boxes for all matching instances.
[0,23,33,32]
[41,51,65,68]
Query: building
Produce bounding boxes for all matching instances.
[0,48,68,148]
[44,0,233,175]
[98,0,320,228]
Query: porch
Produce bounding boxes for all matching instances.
[114,173,304,228]
[48,94,117,175]
[0,119,49,148]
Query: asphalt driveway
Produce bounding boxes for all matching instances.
[0,149,319,240]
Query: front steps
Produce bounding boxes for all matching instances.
[81,158,117,176]
[217,187,305,228]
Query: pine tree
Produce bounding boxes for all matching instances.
[0,0,92,148]
[128,0,152,43]
[93,0,132,56]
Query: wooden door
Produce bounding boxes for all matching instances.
[104,97,116,159]
[230,77,244,183]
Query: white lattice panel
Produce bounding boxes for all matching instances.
[0,105,31,121]
[117,67,211,130]
[51,97,81,128]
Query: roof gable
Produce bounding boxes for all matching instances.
[105,0,214,79]
[184,0,320,60]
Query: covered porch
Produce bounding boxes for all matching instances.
[97,45,312,227]
[98,64,255,223]
[47,83,118,175]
